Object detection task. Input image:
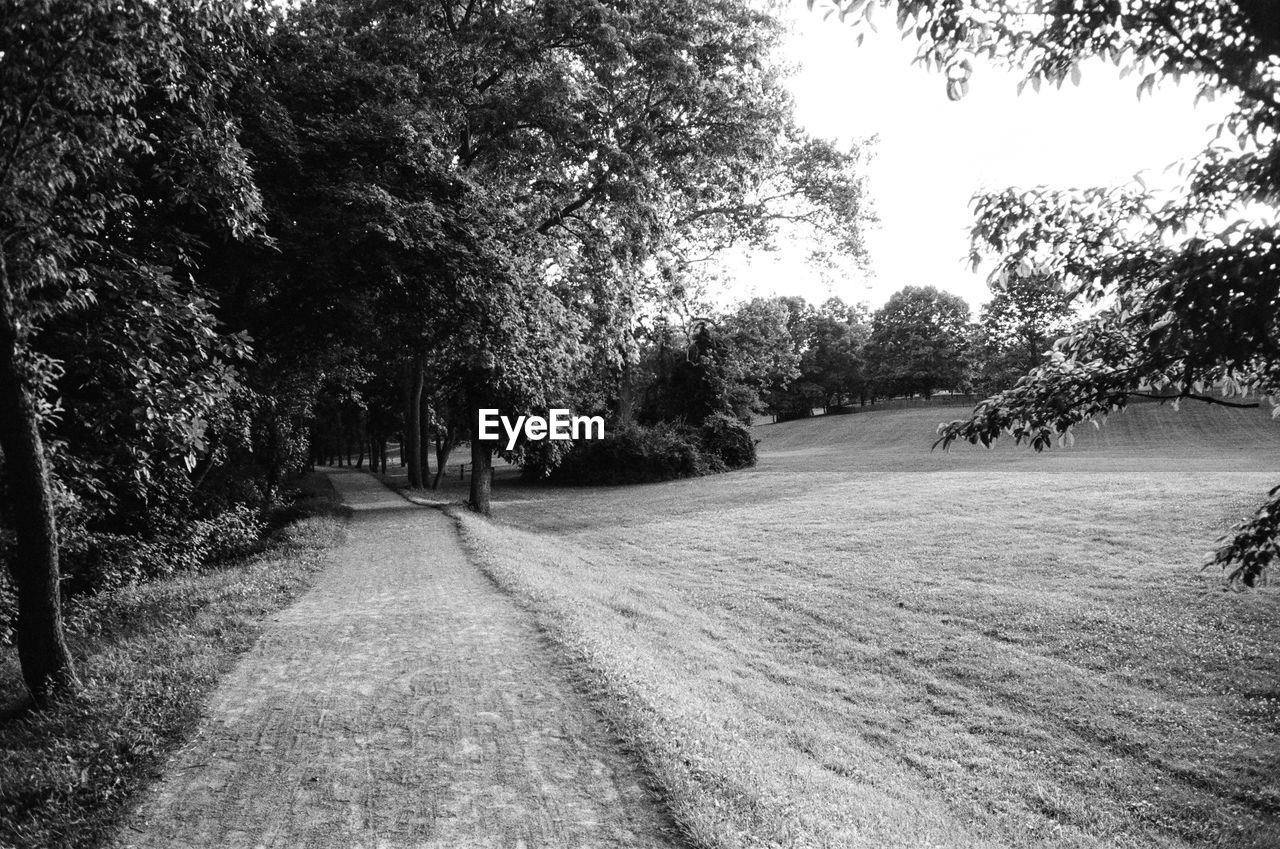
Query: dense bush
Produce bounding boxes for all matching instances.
[700,413,757,471]
[513,437,578,482]
[0,371,290,647]
[547,423,707,485]
[2,498,270,649]
[528,415,756,486]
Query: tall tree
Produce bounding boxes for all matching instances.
[761,296,870,419]
[972,273,1074,394]
[801,297,871,410]
[865,286,971,398]
[0,1,262,704]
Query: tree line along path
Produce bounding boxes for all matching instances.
[113,470,681,849]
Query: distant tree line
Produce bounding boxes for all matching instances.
[621,274,1074,429]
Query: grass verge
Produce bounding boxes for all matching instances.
[0,474,345,849]
[451,507,801,849]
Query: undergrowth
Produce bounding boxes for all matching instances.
[0,475,345,849]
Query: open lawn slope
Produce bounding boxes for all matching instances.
[455,401,1280,849]
[756,399,1280,456]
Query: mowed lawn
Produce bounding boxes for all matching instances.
[455,402,1280,849]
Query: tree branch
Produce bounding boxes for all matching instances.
[535,176,607,235]
[1129,391,1260,409]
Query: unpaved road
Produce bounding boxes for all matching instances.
[115,470,680,849]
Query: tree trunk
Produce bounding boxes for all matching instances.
[0,258,78,706]
[432,425,456,490]
[189,433,221,491]
[355,410,366,469]
[418,389,431,486]
[468,430,492,515]
[405,356,424,488]
[465,361,495,514]
[618,359,634,422]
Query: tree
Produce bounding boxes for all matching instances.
[636,295,805,427]
[638,320,729,425]
[761,296,870,419]
[972,273,1074,394]
[865,286,971,398]
[720,298,805,420]
[820,0,1280,584]
[800,297,871,410]
[0,1,262,704]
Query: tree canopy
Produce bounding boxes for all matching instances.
[971,273,1074,395]
[866,285,971,399]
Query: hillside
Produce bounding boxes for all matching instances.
[753,399,1280,457]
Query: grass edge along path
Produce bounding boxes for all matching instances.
[0,477,346,849]
[447,507,999,849]
[446,506,733,849]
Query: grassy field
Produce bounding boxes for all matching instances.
[455,401,1280,849]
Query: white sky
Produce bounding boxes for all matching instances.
[721,8,1232,313]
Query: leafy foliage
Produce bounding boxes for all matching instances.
[0,0,269,673]
[233,0,865,499]
[866,286,971,398]
[547,423,709,485]
[767,297,871,418]
[699,413,758,470]
[636,300,801,427]
[542,414,755,486]
[970,273,1075,395]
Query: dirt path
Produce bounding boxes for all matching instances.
[115,470,681,849]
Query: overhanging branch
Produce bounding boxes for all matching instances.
[1130,391,1260,409]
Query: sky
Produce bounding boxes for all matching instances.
[722,6,1233,313]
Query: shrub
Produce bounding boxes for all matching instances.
[3,503,268,649]
[515,437,578,481]
[189,504,267,565]
[531,416,756,486]
[699,413,757,471]
[547,423,708,485]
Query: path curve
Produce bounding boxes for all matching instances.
[115,470,681,849]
